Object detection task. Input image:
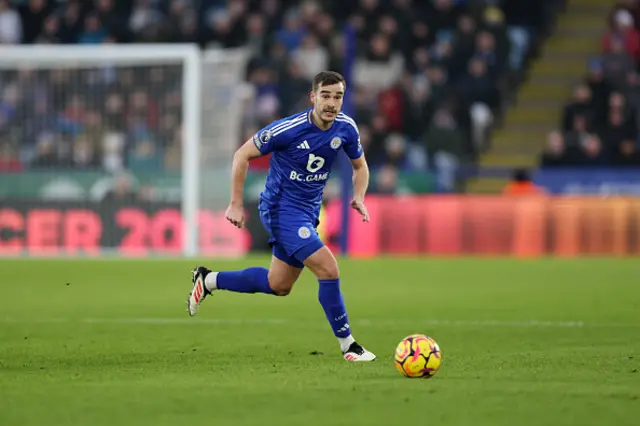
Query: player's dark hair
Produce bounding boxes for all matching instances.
[312,71,346,92]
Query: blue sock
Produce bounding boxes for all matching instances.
[217,267,274,294]
[318,278,351,338]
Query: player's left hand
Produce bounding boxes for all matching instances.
[350,198,370,222]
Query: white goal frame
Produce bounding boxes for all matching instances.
[0,44,202,257]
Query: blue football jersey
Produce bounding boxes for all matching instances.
[253,108,363,216]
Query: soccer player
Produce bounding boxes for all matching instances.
[187,71,376,362]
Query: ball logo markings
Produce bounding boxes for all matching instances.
[394,334,442,379]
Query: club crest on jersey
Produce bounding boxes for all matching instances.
[330,137,342,150]
[298,226,311,239]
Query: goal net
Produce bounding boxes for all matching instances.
[0,44,248,258]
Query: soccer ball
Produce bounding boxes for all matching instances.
[394,334,442,378]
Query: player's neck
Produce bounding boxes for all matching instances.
[311,109,333,131]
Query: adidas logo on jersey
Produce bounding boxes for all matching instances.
[297,140,310,149]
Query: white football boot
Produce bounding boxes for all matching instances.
[187,266,213,316]
[343,342,376,362]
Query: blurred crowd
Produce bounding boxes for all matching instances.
[0,0,556,193]
[540,0,640,168]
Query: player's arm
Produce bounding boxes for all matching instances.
[230,139,261,208]
[226,139,262,227]
[349,154,370,222]
[343,122,370,222]
[350,155,369,203]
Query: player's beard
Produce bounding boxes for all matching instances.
[312,106,337,127]
[320,109,337,122]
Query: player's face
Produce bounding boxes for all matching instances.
[311,83,344,123]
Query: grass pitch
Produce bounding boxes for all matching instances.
[0,257,639,426]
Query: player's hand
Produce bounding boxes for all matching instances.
[225,203,245,228]
[350,198,370,223]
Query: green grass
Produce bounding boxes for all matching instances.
[0,257,639,426]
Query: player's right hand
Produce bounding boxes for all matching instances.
[225,204,245,228]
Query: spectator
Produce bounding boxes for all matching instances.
[245,12,268,58]
[457,56,499,150]
[449,14,477,80]
[274,9,305,52]
[0,0,22,44]
[539,131,572,168]
[602,9,640,61]
[58,0,83,44]
[602,36,636,90]
[371,163,399,194]
[564,113,592,149]
[598,108,637,151]
[96,0,131,43]
[613,139,640,165]
[423,107,467,192]
[18,0,51,44]
[615,0,640,30]
[34,13,61,44]
[78,13,109,44]
[353,32,405,93]
[584,60,612,117]
[503,0,545,71]
[502,169,545,196]
[291,34,328,81]
[561,84,594,133]
[129,0,164,36]
[0,140,21,172]
[577,134,607,167]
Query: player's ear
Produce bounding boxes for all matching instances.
[309,90,315,103]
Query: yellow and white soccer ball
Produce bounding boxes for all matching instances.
[394,334,442,378]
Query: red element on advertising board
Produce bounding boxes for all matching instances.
[0,209,23,254]
[63,210,102,255]
[116,208,149,256]
[3,197,640,257]
[116,208,251,256]
[0,206,251,256]
[422,197,463,255]
[198,210,251,257]
[149,209,182,254]
[26,209,62,255]
[320,196,640,257]
[320,199,381,257]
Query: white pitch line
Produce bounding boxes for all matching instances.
[1,317,639,328]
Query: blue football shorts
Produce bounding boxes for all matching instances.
[259,208,325,269]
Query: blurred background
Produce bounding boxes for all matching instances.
[1,0,639,257]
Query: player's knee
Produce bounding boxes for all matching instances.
[314,262,339,280]
[271,284,292,296]
[267,273,295,296]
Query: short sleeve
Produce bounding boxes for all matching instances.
[252,124,287,155]
[342,120,363,160]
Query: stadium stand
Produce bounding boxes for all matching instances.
[0,0,560,194]
[539,1,640,169]
[466,0,623,193]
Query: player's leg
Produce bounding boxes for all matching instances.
[186,247,303,316]
[203,252,302,295]
[300,244,376,362]
[187,208,304,315]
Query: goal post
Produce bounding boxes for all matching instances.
[0,44,245,258]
